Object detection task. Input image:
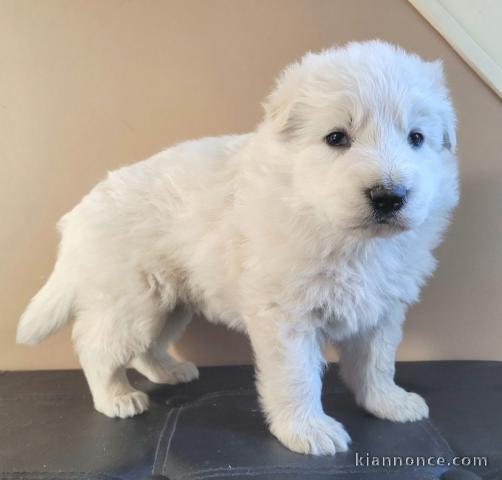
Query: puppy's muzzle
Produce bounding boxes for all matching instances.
[367,184,408,218]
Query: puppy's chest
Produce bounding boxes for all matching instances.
[296,254,411,340]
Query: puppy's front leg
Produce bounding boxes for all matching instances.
[339,302,428,422]
[246,308,350,455]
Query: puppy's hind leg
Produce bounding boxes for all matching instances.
[74,288,166,418]
[80,354,149,419]
[131,305,199,385]
[75,318,150,418]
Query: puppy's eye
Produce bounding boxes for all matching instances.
[325,131,350,148]
[408,131,424,148]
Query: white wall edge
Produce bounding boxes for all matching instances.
[409,0,502,99]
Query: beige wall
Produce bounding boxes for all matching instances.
[1,0,501,370]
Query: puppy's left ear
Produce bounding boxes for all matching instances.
[263,59,305,134]
[430,60,457,153]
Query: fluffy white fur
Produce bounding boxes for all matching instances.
[18,40,459,455]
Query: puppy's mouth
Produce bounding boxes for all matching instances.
[353,213,411,236]
[373,218,410,234]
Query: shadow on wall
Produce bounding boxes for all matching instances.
[173,315,253,366]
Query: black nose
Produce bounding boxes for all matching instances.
[367,184,407,215]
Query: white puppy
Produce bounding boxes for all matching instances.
[18,40,459,455]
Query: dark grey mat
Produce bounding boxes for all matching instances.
[0,362,500,480]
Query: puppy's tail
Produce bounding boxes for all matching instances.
[17,262,75,345]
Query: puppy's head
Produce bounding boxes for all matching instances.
[263,40,459,237]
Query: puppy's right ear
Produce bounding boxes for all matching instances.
[263,60,305,134]
[429,60,457,153]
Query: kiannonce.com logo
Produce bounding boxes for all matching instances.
[355,452,488,468]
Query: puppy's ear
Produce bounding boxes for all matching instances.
[263,59,305,134]
[430,60,457,152]
[441,107,456,152]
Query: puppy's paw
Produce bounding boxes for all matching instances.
[271,414,351,455]
[361,387,429,422]
[95,390,149,418]
[134,357,199,385]
[163,361,199,384]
